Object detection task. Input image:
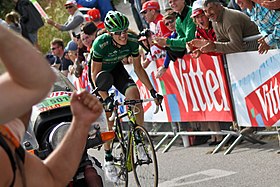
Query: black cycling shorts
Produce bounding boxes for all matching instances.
[110,62,136,95]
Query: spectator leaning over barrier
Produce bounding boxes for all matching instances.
[187,0,221,58]
[154,0,196,62]
[47,0,85,37]
[236,0,280,54]
[87,8,105,29]
[253,0,280,10]
[80,22,99,90]
[156,11,178,78]
[194,0,260,54]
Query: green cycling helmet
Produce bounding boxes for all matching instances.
[104,10,129,32]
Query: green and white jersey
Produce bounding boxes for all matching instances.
[90,33,139,72]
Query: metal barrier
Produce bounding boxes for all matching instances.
[146,34,279,154]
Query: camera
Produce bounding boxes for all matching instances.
[138,28,152,38]
[72,32,80,39]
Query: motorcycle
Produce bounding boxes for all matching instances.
[21,68,114,187]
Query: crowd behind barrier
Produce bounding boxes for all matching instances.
[1,0,280,186]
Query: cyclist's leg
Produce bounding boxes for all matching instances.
[125,86,144,126]
[111,62,144,126]
[98,71,118,182]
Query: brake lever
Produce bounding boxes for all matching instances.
[157,94,164,112]
[159,103,163,111]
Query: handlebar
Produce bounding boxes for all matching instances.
[106,96,161,121]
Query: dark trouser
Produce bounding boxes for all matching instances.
[110,62,136,95]
[166,47,186,62]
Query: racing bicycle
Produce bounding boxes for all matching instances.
[105,92,161,187]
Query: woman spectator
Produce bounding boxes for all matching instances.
[156,11,178,78]
[187,0,221,58]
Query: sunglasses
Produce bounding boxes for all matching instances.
[65,5,73,9]
[112,29,128,36]
[164,19,175,26]
[141,10,147,14]
[51,47,58,51]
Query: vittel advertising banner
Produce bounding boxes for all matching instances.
[226,49,280,127]
[125,54,234,122]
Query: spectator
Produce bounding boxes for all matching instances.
[197,0,260,54]
[154,0,196,61]
[236,0,280,53]
[5,11,22,34]
[156,11,178,78]
[50,38,73,76]
[65,40,78,63]
[138,29,165,68]
[45,53,61,69]
[140,1,172,69]
[14,0,44,49]
[140,1,171,37]
[65,40,81,84]
[187,0,220,58]
[76,0,115,21]
[80,22,99,90]
[87,8,105,29]
[72,32,87,63]
[47,0,85,37]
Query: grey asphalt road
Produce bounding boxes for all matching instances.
[89,135,280,187]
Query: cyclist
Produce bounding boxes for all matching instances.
[90,10,162,183]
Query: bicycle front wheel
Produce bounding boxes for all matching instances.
[131,125,158,187]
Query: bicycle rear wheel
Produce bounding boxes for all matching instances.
[131,125,158,187]
[111,136,128,187]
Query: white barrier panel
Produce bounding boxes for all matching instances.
[226,49,280,127]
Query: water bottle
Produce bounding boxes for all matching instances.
[88,109,108,137]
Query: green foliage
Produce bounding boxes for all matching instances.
[0,0,15,18]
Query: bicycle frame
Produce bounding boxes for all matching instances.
[107,93,159,186]
[112,104,138,172]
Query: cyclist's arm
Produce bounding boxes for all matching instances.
[132,55,153,91]
[91,60,102,88]
[0,25,56,124]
